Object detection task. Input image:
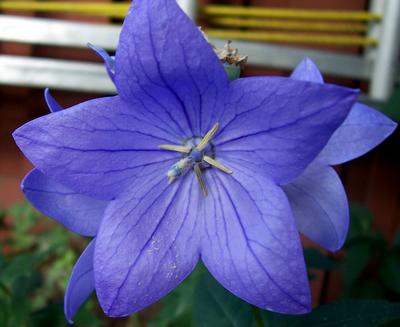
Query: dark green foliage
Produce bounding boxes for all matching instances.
[383,87,400,123]
[0,202,100,327]
[304,248,337,271]
[342,204,400,301]
[260,300,400,327]
[193,269,256,327]
[148,264,205,327]
[2,201,400,327]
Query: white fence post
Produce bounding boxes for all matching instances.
[177,0,198,20]
[369,0,400,101]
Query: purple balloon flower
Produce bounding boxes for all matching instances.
[13,0,396,321]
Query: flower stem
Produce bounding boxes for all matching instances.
[252,306,264,327]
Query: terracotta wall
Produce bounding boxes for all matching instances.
[0,0,112,207]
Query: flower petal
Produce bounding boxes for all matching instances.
[88,43,116,83]
[44,88,62,113]
[200,165,311,314]
[283,164,349,251]
[215,77,358,184]
[22,169,106,236]
[64,239,95,324]
[289,59,397,165]
[114,0,228,136]
[290,57,324,84]
[13,96,178,199]
[316,103,397,165]
[94,172,201,317]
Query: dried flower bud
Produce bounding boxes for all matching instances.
[214,40,247,80]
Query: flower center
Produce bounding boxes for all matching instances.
[159,122,233,196]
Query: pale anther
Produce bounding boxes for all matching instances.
[196,122,219,151]
[159,144,191,153]
[194,163,208,196]
[203,155,233,174]
[160,122,233,197]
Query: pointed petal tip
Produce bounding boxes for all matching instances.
[326,232,348,252]
[12,128,25,149]
[291,57,323,84]
[64,240,95,323]
[64,313,74,325]
[390,120,398,132]
[64,292,75,325]
[20,169,31,191]
[64,297,77,324]
[87,43,115,82]
[300,56,317,67]
[44,87,63,112]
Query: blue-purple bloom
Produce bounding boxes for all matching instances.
[13,0,396,322]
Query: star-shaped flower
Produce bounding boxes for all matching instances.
[14,0,393,321]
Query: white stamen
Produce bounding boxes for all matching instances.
[194,163,208,196]
[159,122,232,197]
[159,144,191,153]
[196,122,219,151]
[203,155,233,174]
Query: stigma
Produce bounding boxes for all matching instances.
[159,122,232,196]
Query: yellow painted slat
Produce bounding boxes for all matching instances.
[211,17,369,32]
[0,1,129,18]
[1,2,382,22]
[0,1,378,47]
[204,5,382,21]
[204,29,378,46]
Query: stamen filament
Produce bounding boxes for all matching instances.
[194,163,208,196]
[196,122,219,151]
[203,155,233,174]
[168,176,177,184]
[159,144,191,153]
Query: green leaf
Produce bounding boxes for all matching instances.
[0,299,10,327]
[304,248,337,271]
[30,302,67,327]
[341,242,370,286]
[392,229,400,250]
[149,264,204,327]
[73,299,102,327]
[194,271,255,327]
[0,254,40,285]
[261,300,400,327]
[383,87,400,123]
[345,280,385,299]
[9,296,31,327]
[347,204,373,243]
[379,254,400,294]
[11,273,41,297]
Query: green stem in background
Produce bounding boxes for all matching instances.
[0,281,12,298]
[252,306,264,327]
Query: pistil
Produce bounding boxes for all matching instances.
[159,122,233,196]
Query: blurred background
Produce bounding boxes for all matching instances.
[0,0,400,326]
